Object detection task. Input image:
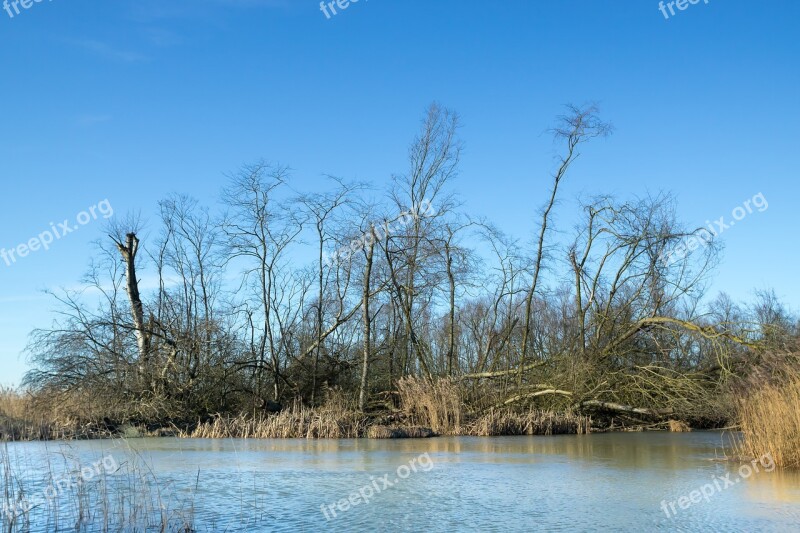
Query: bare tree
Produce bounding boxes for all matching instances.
[359,225,377,411]
[383,103,461,377]
[299,177,363,404]
[21,102,778,433]
[519,105,612,384]
[109,215,150,371]
[223,163,303,402]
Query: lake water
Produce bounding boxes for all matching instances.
[2,432,800,532]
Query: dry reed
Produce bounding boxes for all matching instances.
[1,441,202,531]
[366,426,435,439]
[468,407,591,436]
[396,377,462,435]
[736,373,800,468]
[0,387,121,441]
[668,420,691,432]
[183,400,368,439]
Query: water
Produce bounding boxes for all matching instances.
[3,432,800,532]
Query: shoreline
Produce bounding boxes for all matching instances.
[2,409,720,443]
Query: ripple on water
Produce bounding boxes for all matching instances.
[2,433,800,532]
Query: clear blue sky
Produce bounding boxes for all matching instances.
[1,0,798,385]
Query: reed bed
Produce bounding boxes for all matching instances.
[0,387,115,442]
[396,376,462,435]
[366,426,435,439]
[736,373,800,468]
[5,381,600,442]
[183,401,368,439]
[1,387,70,441]
[468,408,591,436]
[667,420,692,432]
[395,377,590,436]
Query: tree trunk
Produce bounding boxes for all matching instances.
[312,221,324,405]
[115,233,149,364]
[446,244,456,376]
[359,228,376,412]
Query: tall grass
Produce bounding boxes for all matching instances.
[667,420,691,432]
[0,387,63,441]
[396,377,462,435]
[0,388,27,420]
[366,426,435,439]
[469,408,591,436]
[394,378,590,436]
[737,373,800,468]
[184,398,368,439]
[0,387,102,441]
[5,380,599,441]
[1,441,200,532]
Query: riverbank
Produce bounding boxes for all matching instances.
[2,402,704,442]
[0,377,718,442]
[0,409,592,442]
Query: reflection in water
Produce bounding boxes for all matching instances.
[3,432,800,532]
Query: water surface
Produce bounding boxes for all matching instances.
[3,432,800,531]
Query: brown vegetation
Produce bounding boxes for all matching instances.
[736,361,800,468]
[667,420,691,432]
[0,387,83,441]
[396,377,462,435]
[366,426,435,439]
[469,408,590,436]
[184,401,367,439]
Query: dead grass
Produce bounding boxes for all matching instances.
[394,378,591,437]
[468,407,591,436]
[4,381,598,441]
[737,372,800,468]
[185,380,594,440]
[0,386,29,419]
[0,387,117,441]
[184,398,368,439]
[0,387,77,441]
[668,420,692,432]
[396,376,462,435]
[366,426,435,439]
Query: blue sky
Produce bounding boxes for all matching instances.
[1,0,798,385]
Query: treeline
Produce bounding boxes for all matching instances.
[20,104,799,431]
